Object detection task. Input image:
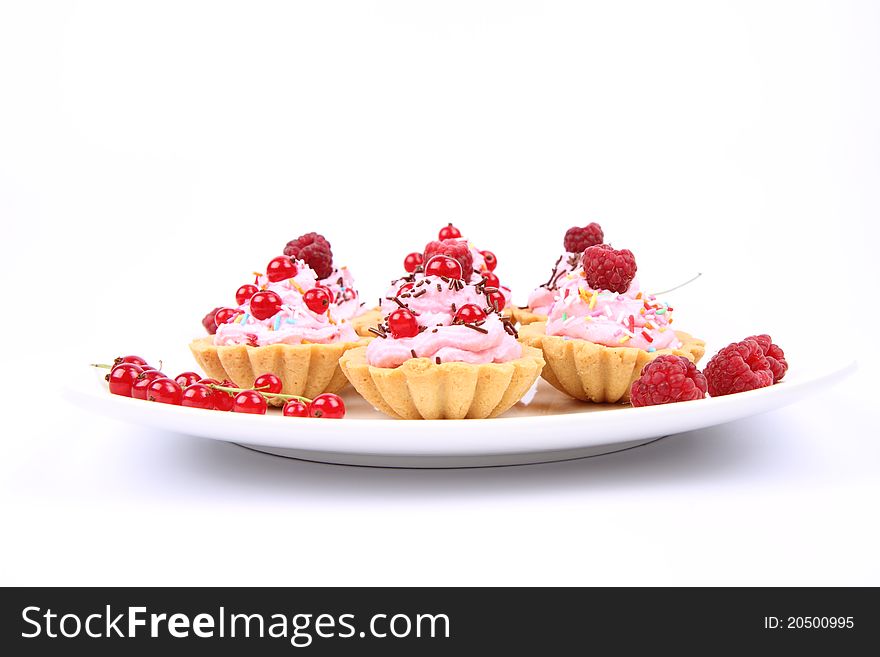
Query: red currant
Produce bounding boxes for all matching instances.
[214,307,243,326]
[253,373,283,394]
[146,378,183,405]
[486,289,506,312]
[481,250,497,271]
[107,363,143,397]
[315,284,334,301]
[266,256,298,282]
[303,287,331,314]
[454,303,487,324]
[483,272,500,289]
[198,377,220,385]
[174,371,202,388]
[212,379,238,411]
[282,399,309,417]
[236,284,259,306]
[387,308,419,338]
[308,393,346,419]
[114,355,148,367]
[397,282,414,296]
[424,255,463,280]
[181,383,215,410]
[249,291,283,320]
[131,370,167,400]
[403,252,424,273]
[438,223,462,240]
[233,390,268,414]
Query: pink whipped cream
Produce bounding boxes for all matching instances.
[526,252,582,315]
[320,266,367,321]
[545,270,681,351]
[366,276,522,368]
[214,260,358,346]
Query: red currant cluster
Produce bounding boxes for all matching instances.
[203,256,335,335]
[99,356,346,418]
[402,223,498,277]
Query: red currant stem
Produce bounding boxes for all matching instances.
[91,359,163,371]
[651,272,702,296]
[207,383,311,403]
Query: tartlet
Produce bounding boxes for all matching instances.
[191,251,367,404]
[519,244,705,404]
[339,253,544,419]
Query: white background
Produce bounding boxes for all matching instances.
[1,1,878,585]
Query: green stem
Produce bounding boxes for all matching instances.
[91,363,113,369]
[207,383,310,403]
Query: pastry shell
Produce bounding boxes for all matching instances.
[189,336,369,405]
[507,306,548,326]
[349,307,384,338]
[338,345,545,420]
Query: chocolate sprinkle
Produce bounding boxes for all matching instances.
[463,323,489,334]
[368,327,387,338]
[542,255,565,289]
[411,349,417,359]
[412,289,427,298]
[435,356,441,364]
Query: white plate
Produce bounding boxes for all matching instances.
[63,347,856,468]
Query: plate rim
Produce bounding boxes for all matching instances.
[63,357,857,457]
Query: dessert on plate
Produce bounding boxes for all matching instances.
[191,251,367,404]
[511,222,605,325]
[519,243,705,404]
[339,252,544,420]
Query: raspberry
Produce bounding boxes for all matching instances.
[563,222,604,253]
[703,338,774,397]
[284,233,334,279]
[284,232,334,279]
[423,239,474,277]
[746,334,788,383]
[581,244,637,293]
[201,306,223,334]
[296,242,334,279]
[630,355,708,407]
[284,232,331,255]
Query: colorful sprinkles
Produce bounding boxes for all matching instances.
[549,281,677,349]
